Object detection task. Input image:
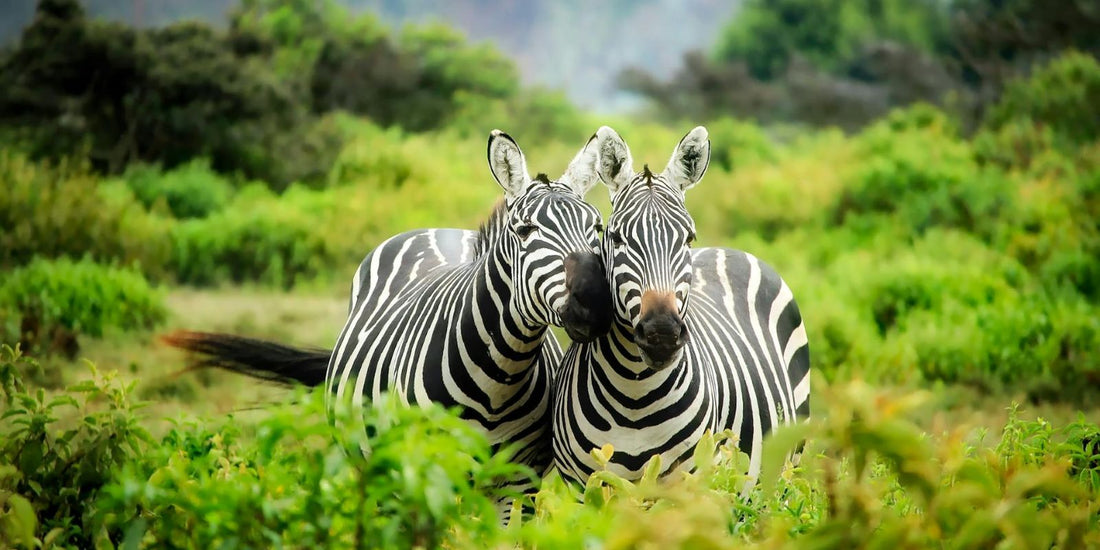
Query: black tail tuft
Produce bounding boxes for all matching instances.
[161,330,330,387]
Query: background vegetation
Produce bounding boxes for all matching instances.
[1,0,1098,548]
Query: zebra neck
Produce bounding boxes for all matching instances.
[461,245,548,377]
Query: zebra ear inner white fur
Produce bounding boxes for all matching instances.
[593,126,633,196]
[663,126,710,192]
[487,129,531,199]
[557,132,601,197]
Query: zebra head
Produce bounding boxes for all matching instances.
[487,130,612,343]
[593,126,711,370]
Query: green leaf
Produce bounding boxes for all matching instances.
[640,454,662,484]
[693,430,717,476]
[6,493,38,546]
[759,422,814,499]
[122,518,148,550]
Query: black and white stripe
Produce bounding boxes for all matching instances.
[326,130,609,480]
[552,126,810,485]
[164,131,612,500]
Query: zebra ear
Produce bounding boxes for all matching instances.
[593,126,633,196]
[663,126,710,192]
[557,132,601,197]
[487,129,531,199]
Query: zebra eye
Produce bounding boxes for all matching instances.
[515,224,538,240]
[593,223,604,236]
[685,231,696,247]
[607,230,624,247]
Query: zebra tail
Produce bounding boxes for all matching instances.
[161,330,330,387]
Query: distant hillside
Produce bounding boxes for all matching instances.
[0,0,738,112]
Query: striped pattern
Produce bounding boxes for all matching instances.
[552,126,810,485]
[326,131,606,483]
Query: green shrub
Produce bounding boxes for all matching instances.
[901,294,1100,399]
[123,159,233,219]
[973,116,1059,170]
[0,258,166,352]
[4,346,1100,548]
[326,120,417,188]
[99,390,530,548]
[0,152,171,273]
[833,114,1013,238]
[450,88,593,147]
[702,116,779,174]
[169,185,345,288]
[517,381,1100,548]
[997,155,1100,299]
[984,51,1100,149]
[0,345,153,549]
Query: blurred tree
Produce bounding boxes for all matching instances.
[0,0,307,183]
[234,0,519,130]
[622,0,1099,131]
[0,0,521,184]
[715,0,950,80]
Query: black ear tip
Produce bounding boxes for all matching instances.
[489,129,517,146]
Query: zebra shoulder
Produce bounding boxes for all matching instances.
[692,247,791,298]
[349,228,478,308]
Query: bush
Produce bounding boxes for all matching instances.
[983,51,1100,150]
[4,347,1100,548]
[123,159,233,219]
[0,345,153,549]
[169,185,346,288]
[450,88,593,147]
[904,295,1100,399]
[0,258,166,354]
[832,111,1013,238]
[326,120,417,189]
[99,391,529,549]
[0,152,171,273]
[705,117,778,171]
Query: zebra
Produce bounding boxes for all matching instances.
[165,129,614,490]
[551,126,811,486]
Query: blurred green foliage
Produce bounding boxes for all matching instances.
[983,50,1100,150]
[0,0,548,185]
[4,50,1099,398]
[3,348,1099,548]
[625,0,1099,130]
[0,152,171,273]
[715,0,950,80]
[0,346,153,548]
[123,160,233,219]
[0,258,166,356]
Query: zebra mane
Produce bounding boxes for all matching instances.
[474,199,509,258]
[473,173,558,257]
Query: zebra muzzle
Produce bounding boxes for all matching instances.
[561,251,613,343]
[634,310,688,369]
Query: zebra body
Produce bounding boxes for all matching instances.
[327,225,561,469]
[554,248,810,481]
[325,130,611,476]
[552,126,810,484]
[164,130,613,488]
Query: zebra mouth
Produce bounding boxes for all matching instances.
[637,344,684,371]
[633,314,688,370]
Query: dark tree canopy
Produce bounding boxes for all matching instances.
[0,0,522,185]
[621,0,1100,131]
